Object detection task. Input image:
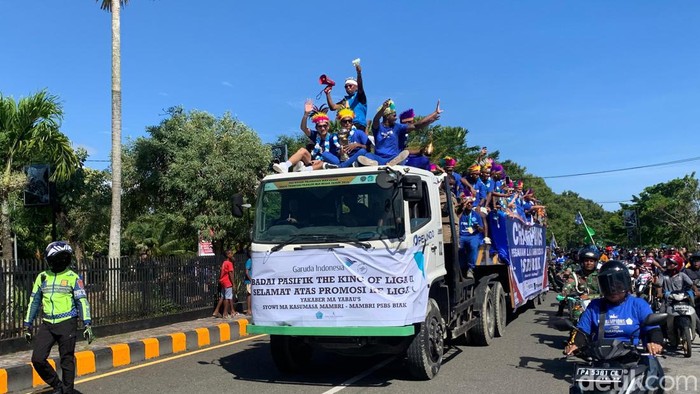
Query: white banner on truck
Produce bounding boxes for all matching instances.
[251,246,428,327]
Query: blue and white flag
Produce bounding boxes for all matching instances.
[574,212,584,225]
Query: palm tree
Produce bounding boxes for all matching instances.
[0,90,80,261]
[98,0,129,259]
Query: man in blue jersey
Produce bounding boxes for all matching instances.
[325,62,368,131]
[358,99,442,166]
[458,196,485,278]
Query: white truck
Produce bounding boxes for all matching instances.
[240,165,548,379]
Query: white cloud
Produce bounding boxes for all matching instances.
[222,81,234,88]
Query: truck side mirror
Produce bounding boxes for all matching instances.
[231,193,244,218]
[402,175,423,202]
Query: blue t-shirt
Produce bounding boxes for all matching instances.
[451,172,466,197]
[406,153,431,170]
[374,123,409,160]
[342,91,367,127]
[522,201,533,222]
[476,178,493,204]
[347,128,369,153]
[459,210,484,238]
[244,258,252,285]
[576,296,659,345]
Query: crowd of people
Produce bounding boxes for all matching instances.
[554,245,700,352]
[271,61,549,277]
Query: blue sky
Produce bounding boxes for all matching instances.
[1,1,699,211]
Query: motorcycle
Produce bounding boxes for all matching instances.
[557,272,594,324]
[549,260,565,292]
[666,290,697,358]
[634,271,654,301]
[565,313,668,394]
[556,294,591,325]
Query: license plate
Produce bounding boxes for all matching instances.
[673,305,692,314]
[575,366,625,382]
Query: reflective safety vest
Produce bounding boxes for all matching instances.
[24,269,92,326]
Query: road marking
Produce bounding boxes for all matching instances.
[322,356,396,394]
[24,334,266,391]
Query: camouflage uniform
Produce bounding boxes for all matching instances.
[562,269,600,297]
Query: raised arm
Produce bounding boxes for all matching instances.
[355,64,366,102]
[412,100,443,130]
[373,99,391,132]
[300,99,313,137]
[325,87,342,111]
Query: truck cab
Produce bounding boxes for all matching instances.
[244,164,547,379]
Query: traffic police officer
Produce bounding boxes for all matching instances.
[23,241,94,394]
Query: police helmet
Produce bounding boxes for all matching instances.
[578,246,600,263]
[45,241,73,269]
[597,260,632,297]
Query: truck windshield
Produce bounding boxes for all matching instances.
[253,174,404,244]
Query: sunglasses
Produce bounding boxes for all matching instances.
[317,124,329,129]
[345,84,355,88]
[340,119,353,124]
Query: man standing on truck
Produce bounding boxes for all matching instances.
[458,196,485,278]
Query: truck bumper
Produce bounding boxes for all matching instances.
[247,325,416,337]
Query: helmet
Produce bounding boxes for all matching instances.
[597,260,632,297]
[689,252,700,263]
[578,246,600,262]
[662,256,683,272]
[45,241,73,272]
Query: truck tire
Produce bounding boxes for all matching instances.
[269,335,313,373]
[471,286,495,346]
[407,299,444,380]
[492,283,507,337]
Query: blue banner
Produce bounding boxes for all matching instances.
[499,218,547,308]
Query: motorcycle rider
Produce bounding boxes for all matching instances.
[656,256,699,348]
[565,260,664,356]
[23,241,94,394]
[683,252,700,335]
[557,246,600,316]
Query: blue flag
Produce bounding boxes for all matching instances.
[574,212,584,225]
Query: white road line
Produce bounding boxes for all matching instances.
[322,356,396,394]
[22,334,267,393]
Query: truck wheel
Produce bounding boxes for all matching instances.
[269,335,313,373]
[407,299,444,380]
[471,286,495,346]
[492,283,507,337]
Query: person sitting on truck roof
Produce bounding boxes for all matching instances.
[273,102,339,173]
[357,99,441,167]
[321,108,369,168]
[458,196,485,278]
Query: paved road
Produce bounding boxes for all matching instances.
[70,294,699,394]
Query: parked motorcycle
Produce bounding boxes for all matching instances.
[666,290,697,358]
[565,313,668,394]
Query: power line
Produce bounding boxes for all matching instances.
[540,156,700,179]
[85,159,110,162]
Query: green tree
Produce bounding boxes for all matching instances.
[123,107,271,254]
[618,174,700,248]
[0,90,80,260]
[97,0,129,259]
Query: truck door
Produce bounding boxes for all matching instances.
[408,180,444,279]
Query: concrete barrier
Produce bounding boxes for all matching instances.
[0,319,249,393]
